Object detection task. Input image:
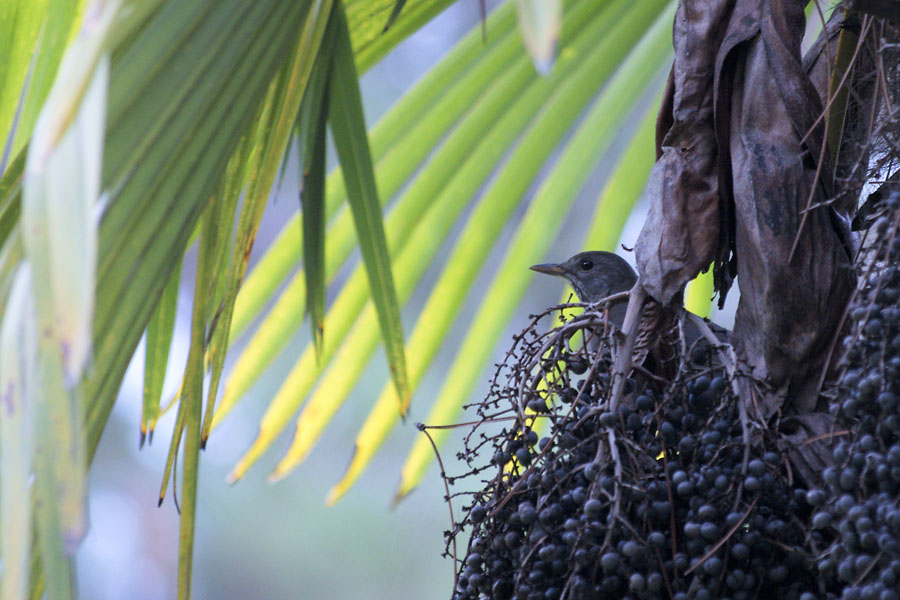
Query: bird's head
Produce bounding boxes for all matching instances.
[530,250,637,304]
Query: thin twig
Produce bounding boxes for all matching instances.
[418,423,459,590]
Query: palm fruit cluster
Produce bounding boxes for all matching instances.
[811,191,900,600]
[444,303,824,599]
[443,193,900,600]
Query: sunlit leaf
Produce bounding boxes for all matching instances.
[348,0,456,72]
[581,92,660,251]
[685,265,715,318]
[9,0,85,158]
[0,0,48,156]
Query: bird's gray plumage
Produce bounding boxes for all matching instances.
[530,251,637,304]
[531,250,730,352]
[530,251,636,331]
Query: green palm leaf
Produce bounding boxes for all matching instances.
[0,0,699,595]
[328,1,409,410]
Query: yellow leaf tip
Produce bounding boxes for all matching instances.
[226,456,254,485]
[391,485,413,508]
[324,488,341,506]
[267,469,288,484]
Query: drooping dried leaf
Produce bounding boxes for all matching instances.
[633,0,725,307]
[723,0,856,415]
[637,0,862,417]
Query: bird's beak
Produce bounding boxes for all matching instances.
[530,262,566,277]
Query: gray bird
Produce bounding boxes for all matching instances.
[531,250,728,361]
[530,250,637,307]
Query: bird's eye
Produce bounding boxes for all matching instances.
[580,259,593,271]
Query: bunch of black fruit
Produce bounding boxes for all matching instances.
[811,191,900,600]
[442,302,823,600]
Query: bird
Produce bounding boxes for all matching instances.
[530,250,729,364]
[530,250,637,313]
